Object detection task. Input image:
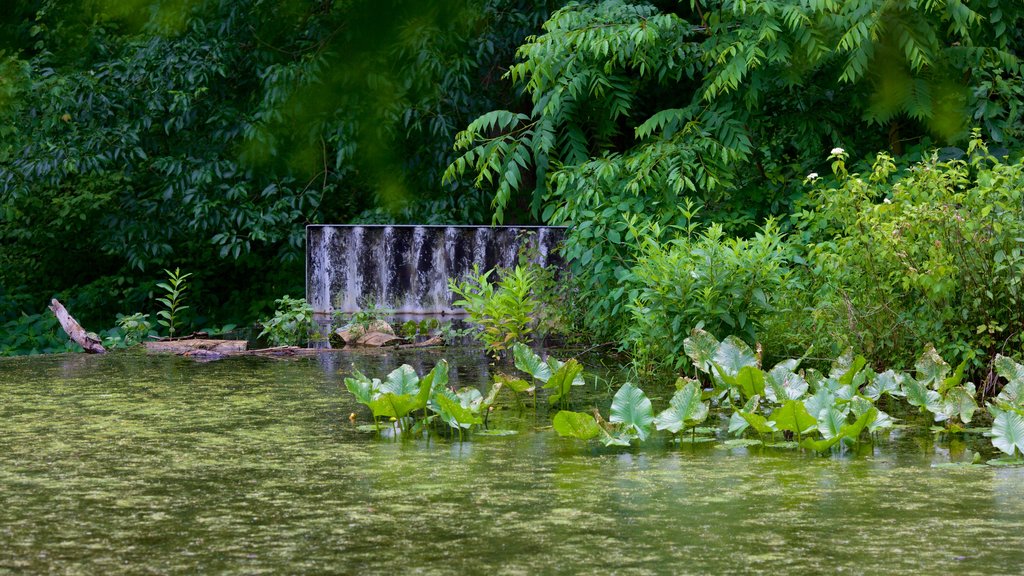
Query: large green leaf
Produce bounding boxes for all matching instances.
[609,382,654,441]
[368,393,421,420]
[851,396,893,432]
[435,391,482,430]
[803,389,834,421]
[552,410,601,440]
[546,357,586,386]
[683,327,720,373]
[937,360,968,395]
[915,344,950,389]
[991,409,1024,456]
[995,355,1024,406]
[904,378,943,414]
[769,400,817,436]
[416,360,449,408]
[816,406,846,439]
[381,364,420,396]
[840,406,877,440]
[836,355,867,387]
[712,336,757,376]
[765,361,808,404]
[512,342,552,382]
[344,369,380,406]
[940,384,978,424]
[738,410,776,435]
[653,381,709,434]
[714,364,765,399]
[494,373,533,393]
[863,369,905,400]
[544,358,583,406]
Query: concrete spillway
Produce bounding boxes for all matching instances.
[306,225,565,316]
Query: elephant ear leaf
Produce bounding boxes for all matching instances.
[915,344,950,389]
[713,336,757,376]
[368,393,420,420]
[512,342,552,382]
[654,381,708,433]
[684,327,720,374]
[991,409,1024,456]
[344,368,379,406]
[769,400,817,435]
[381,364,419,396]
[544,358,583,406]
[610,383,654,441]
[435,391,482,430]
[553,411,601,440]
[416,359,449,407]
[494,373,533,393]
[994,355,1024,406]
[903,378,943,415]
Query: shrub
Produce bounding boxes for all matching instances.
[449,264,540,356]
[790,135,1024,371]
[625,220,792,370]
[259,296,314,346]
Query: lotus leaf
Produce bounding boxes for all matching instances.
[904,378,943,414]
[738,410,776,435]
[712,336,758,378]
[494,373,533,393]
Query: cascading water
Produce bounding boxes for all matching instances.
[306,225,566,316]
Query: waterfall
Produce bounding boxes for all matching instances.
[306,225,566,315]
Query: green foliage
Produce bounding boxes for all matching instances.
[0,0,559,328]
[653,380,709,435]
[609,382,654,442]
[155,268,191,338]
[626,219,791,367]
[450,265,540,355]
[444,0,1024,359]
[552,410,602,441]
[791,135,1024,368]
[259,296,314,347]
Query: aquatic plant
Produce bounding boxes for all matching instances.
[450,265,540,356]
[155,267,191,337]
[511,343,584,407]
[259,296,314,346]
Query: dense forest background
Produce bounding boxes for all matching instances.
[2,0,1022,364]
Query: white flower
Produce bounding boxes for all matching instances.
[883,197,892,204]
[807,172,819,180]
[830,147,845,155]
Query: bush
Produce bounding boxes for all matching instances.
[258,296,314,347]
[449,264,541,356]
[625,220,792,369]
[790,135,1024,370]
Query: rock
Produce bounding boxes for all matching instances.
[355,331,404,347]
[334,327,358,346]
[367,320,395,335]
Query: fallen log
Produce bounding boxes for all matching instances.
[48,299,106,354]
[145,338,247,354]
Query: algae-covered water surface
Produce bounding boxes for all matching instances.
[2,350,1024,575]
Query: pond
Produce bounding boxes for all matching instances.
[2,349,1023,574]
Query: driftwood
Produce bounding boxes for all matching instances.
[49,299,106,354]
[144,338,248,354]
